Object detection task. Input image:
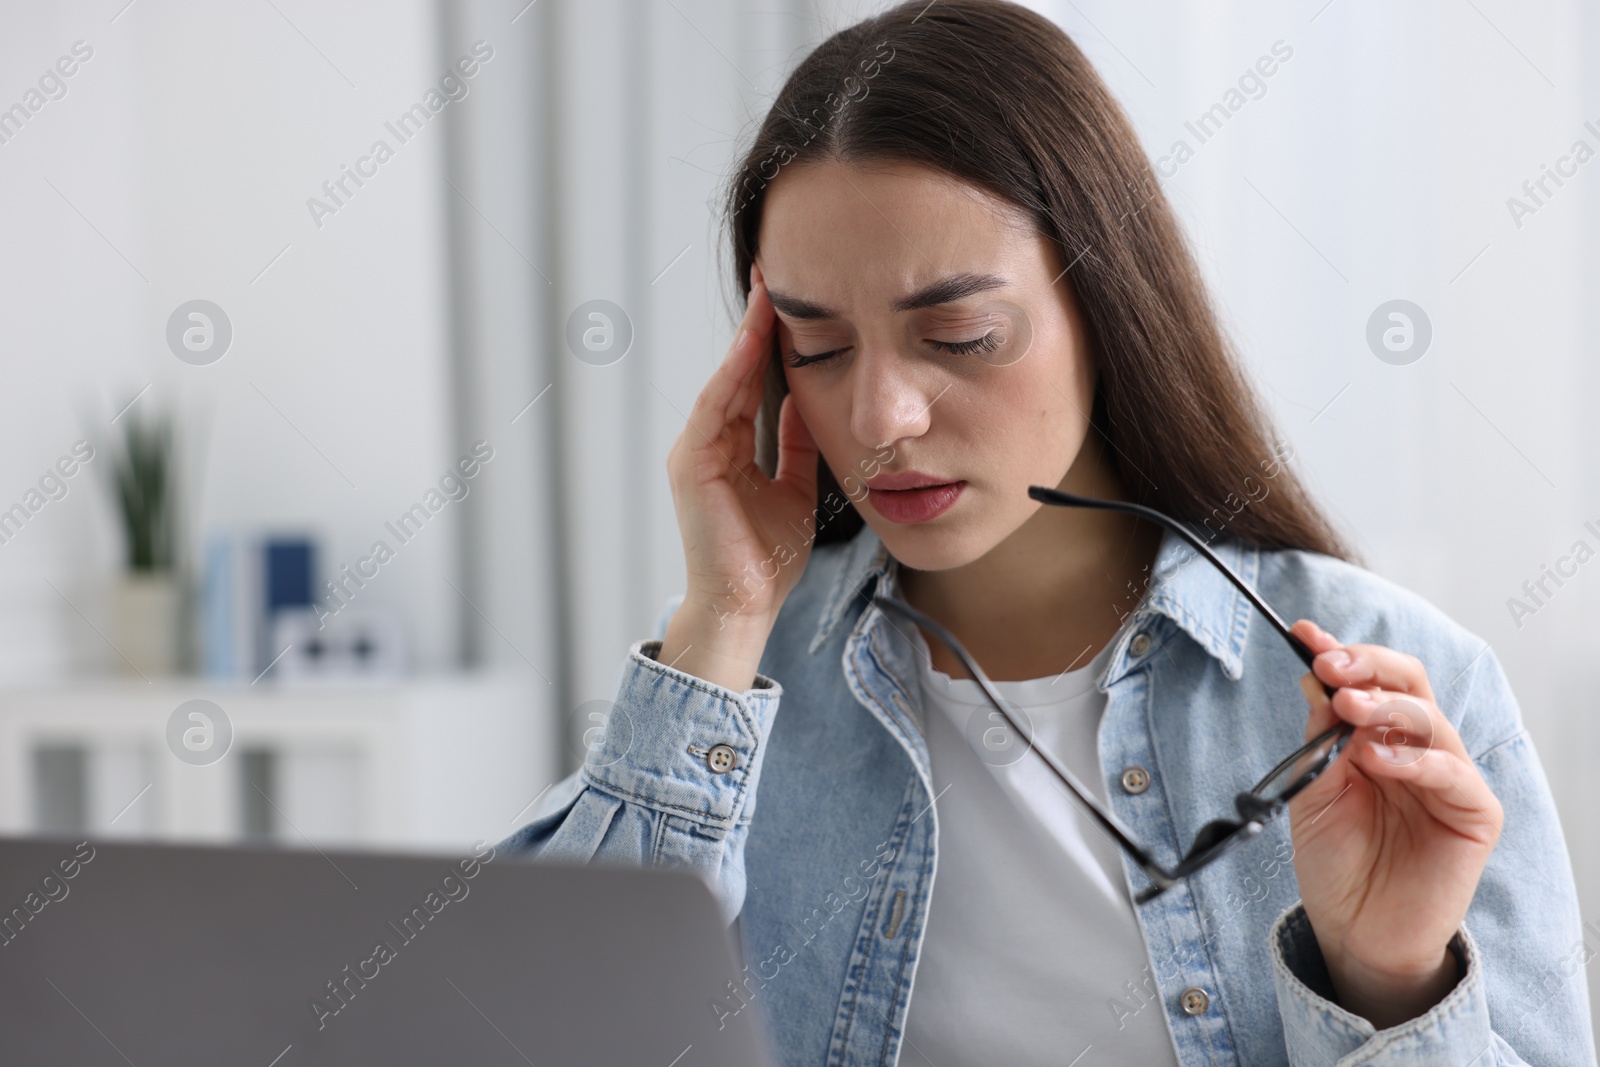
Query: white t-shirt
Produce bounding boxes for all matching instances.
[900,630,1182,1065]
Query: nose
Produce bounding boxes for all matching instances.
[848,344,938,451]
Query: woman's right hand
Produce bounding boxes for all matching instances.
[657,260,822,691]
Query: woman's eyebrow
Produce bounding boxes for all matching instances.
[765,271,1008,320]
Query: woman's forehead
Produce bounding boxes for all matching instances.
[759,166,1048,312]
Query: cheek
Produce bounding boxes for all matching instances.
[1019,323,1093,424]
[980,358,1058,434]
[982,340,1091,469]
[783,377,840,452]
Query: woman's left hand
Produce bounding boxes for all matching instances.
[1285,619,1503,1030]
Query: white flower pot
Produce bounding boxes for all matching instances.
[109,571,181,676]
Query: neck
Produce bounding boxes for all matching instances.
[896,432,1162,681]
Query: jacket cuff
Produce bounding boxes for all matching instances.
[579,639,782,834]
[1270,902,1490,1064]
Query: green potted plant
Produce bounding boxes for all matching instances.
[103,408,180,675]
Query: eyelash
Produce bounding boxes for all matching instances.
[782,331,1002,368]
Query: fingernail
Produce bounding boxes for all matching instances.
[1347,688,1375,710]
[1367,739,1405,764]
[733,328,750,352]
[1323,649,1352,669]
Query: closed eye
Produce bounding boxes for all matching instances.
[782,346,848,369]
[927,332,1002,357]
[783,330,1003,368]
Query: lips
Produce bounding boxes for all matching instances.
[865,478,966,524]
[864,470,956,492]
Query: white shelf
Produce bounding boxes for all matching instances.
[0,672,560,854]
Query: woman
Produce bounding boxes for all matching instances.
[504,1,1594,1063]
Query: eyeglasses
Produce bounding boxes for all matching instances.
[869,486,1353,904]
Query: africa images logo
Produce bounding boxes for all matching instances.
[166,700,233,766]
[166,300,233,365]
[1365,300,1431,366]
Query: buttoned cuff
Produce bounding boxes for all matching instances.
[1270,902,1491,1065]
[579,639,783,834]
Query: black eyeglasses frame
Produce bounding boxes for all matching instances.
[868,485,1353,904]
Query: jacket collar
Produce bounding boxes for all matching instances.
[808,520,1259,681]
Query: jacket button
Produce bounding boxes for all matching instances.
[1180,987,1210,1015]
[1120,766,1151,794]
[706,744,738,774]
[1130,631,1152,657]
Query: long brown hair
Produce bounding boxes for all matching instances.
[722,0,1359,565]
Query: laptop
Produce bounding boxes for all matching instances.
[0,835,779,1066]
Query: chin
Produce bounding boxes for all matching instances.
[861,509,1001,573]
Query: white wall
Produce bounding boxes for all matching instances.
[0,0,466,675]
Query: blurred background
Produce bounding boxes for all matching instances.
[0,0,1596,1032]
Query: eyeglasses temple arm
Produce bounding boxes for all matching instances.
[1028,486,1334,696]
[1029,488,1354,778]
[869,593,1169,879]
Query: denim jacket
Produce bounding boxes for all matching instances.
[502,522,1595,1066]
